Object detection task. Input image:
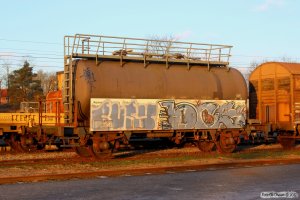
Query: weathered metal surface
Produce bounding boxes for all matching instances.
[218,131,238,153]
[75,60,247,123]
[90,98,246,131]
[249,62,300,130]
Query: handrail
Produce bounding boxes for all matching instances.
[64,33,232,66]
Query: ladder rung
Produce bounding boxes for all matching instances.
[64,56,74,124]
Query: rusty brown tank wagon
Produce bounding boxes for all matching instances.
[249,62,300,148]
[61,33,248,157]
[0,33,248,157]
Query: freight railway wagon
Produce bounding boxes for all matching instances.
[249,62,300,148]
[1,34,248,157]
[0,111,64,152]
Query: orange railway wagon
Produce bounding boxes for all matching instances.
[249,62,300,147]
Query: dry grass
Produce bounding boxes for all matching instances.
[1,145,300,179]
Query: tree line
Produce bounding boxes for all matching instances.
[2,60,57,108]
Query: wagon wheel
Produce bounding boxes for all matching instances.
[19,134,37,152]
[198,141,216,152]
[218,133,237,153]
[91,141,112,159]
[2,137,12,152]
[73,135,94,158]
[9,133,24,152]
[74,146,94,158]
[278,138,296,149]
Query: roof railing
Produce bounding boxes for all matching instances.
[64,33,232,69]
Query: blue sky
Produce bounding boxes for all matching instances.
[0,0,299,76]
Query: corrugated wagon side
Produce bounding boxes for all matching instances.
[249,62,300,148]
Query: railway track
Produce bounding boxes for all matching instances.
[0,144,298,167]
[0,156,85,167]
[0,145,299,185]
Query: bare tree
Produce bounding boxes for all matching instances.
[280,56,296,63]
[36,70,57,95]
[248,61,260,74]
[242,60,264,85]
[1,61,11,89]
[147,35,177,56]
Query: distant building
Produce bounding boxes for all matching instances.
[56,71,64,91]
[45,71,64,113]
[0,89,8,104]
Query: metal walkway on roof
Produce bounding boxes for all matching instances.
[64,33,232,69]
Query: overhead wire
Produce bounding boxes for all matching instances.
[0,37,299,72]
[1,37,299,60]
[0,47,63,56]
[0,54,62,60]
[0,38,62,45]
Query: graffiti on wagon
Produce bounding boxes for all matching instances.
[90,99,246,131]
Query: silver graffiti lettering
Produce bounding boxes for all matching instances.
[92,99,157,130]
[157,101,197,129]
[90,99,246,131]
